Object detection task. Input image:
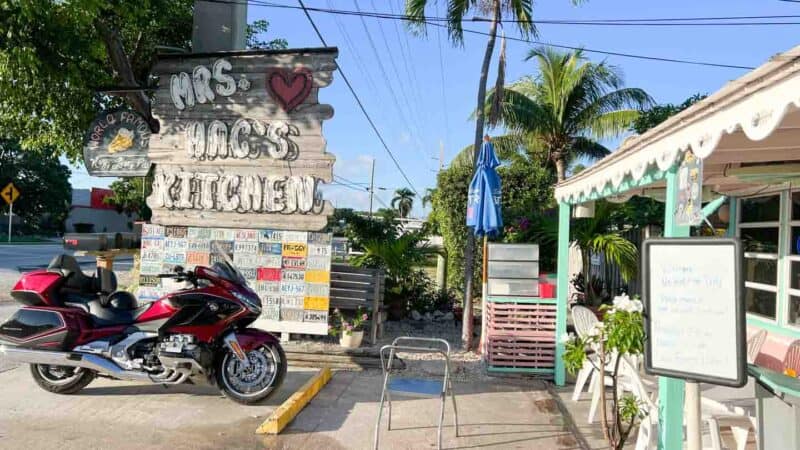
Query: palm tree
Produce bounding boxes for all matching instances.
[391,188,416,218]
[422,188,436,208]
[406,0,536,350]
[531,201,638,304]
[486,47,653,182]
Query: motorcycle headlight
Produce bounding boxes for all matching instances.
[232,291,261,313]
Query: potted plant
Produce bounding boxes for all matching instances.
[329,308,369,348]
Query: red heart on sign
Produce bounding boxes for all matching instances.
[266,68,313,113]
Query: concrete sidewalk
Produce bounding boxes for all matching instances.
[0,362,582,449]
[265,371,580,449]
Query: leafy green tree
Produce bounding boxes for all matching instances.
[391,187,416,218]
[246,19,288,49]
[486,48,653,181]
[0,0,194,157]
[104,175,153,221]
[0,139,71,234]
[0,2,286,158]
[631,93,706,134]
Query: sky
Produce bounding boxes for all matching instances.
[69,0,800,217]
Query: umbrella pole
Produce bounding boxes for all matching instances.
[479,235,488,355]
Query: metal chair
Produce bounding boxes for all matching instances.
[374,337,459,450]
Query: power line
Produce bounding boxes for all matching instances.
[219,0,756,70]
[296,0,419,195]
[334,174,367,186]
[209,0,800,25]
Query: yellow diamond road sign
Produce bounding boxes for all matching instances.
[1,182,19,205]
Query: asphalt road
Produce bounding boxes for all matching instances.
[0,243,133,273]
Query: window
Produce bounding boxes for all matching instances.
[739,194,781,320]
[787,192,800,327]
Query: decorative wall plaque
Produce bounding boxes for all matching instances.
[83,109,152,176]
[147,48,338,231]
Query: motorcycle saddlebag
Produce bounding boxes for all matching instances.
[0,308,80,349]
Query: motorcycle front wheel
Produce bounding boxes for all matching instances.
[216,343,287,405]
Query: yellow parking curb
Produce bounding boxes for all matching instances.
[256,367,333,435]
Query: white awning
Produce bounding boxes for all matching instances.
[555,44,800,204]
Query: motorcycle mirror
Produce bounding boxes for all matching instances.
[173,265,185,274]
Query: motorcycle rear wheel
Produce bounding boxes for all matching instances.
[216,343,287,405]
[30,364,95,394]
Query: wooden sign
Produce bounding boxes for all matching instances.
[675,150,703,226]
[137,225,332,335]
[83,109,152,176]
[146,48,337,231]
[642,238,746,387]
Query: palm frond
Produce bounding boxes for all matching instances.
[583,109,641,141]
[571,136,611,160]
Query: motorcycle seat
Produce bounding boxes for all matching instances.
[86,296,151,327]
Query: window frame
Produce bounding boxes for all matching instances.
[738,193,782,323]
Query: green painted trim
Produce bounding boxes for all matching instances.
[726,198,738,238]
[555,203,571,386]
[659,164,688,450]
[487,367,554,374]
[565,165,667,205]
[701,195,727,219]
[487,296,558,304]
[747,315,800,339]
[777,191,790,325]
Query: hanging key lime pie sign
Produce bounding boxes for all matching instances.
[82,109,153,177]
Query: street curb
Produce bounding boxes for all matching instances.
[256,366,333,435]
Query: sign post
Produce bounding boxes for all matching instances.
[1,182,20,242]
[642,238,745,450]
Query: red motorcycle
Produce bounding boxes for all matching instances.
[0,253,285,404]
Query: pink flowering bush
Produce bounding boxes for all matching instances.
[329,308,370,337]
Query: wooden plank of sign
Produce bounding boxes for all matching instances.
[152,104,334,122]
[146,163,334,183]
[150,203,333,230]
[153,86,321,107]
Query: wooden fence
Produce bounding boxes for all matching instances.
[329,263,385,343]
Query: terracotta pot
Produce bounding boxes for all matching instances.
[339,330,364,348]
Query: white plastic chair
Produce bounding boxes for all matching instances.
[570,305,600,402]
[746,329,767,364]
[618,356,756,450]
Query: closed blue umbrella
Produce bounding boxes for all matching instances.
[466,137,502,355]
[466,137,503,236]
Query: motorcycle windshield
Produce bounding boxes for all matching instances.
[210,242,247,286]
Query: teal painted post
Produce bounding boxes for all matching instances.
[659,165,689,450]
[726,198,738,238]
[555,202,571,386]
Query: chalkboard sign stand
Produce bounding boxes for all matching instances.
[642,238,746,387]
[642,238,746,450]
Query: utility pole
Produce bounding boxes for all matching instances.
[192,0,247,52]
[439,140,445,171]
[368,158,376,219]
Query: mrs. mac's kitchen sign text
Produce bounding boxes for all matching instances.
[147,48,337,231]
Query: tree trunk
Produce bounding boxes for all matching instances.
[95,19,157,132]
[463,0,501,352]
[554,156,566,182]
